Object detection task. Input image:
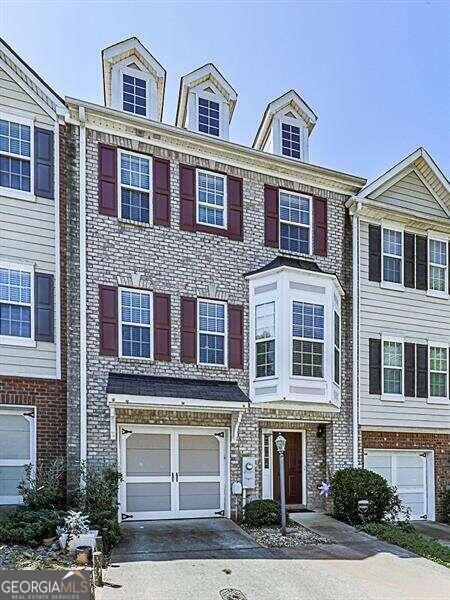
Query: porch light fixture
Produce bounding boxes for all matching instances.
[316,424,325,438]
[275,434,287,535]
[275,433,286,454]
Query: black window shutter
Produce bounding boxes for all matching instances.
[404,342,416,397]
[416,344,428,398]
[35,273,54,342]
[34,128,54,199]
[404,233,415,288]
[368,225,381,282]
[415,236,428,290]
[369,338,382,394]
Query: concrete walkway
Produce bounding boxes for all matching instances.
[99,516,450,600]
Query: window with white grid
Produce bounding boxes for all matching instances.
[122,73,147,116]
[281,123,301,159]
[198,97,220,136]
[198,300,226,365]
[383,340,403,395]
[279,191,311,254]
[120,289,152,358]
[119,151,151,224]
[382,228,403,284]
[428,239,448,293]
[0,119,31,193]
[292,301,324,377]
[334,311,340,385]
[196,170,226,228]
[0,266,32,340]
[429,345,448,398]
[255,302,275,378]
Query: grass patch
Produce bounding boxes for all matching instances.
[362,522,450,569]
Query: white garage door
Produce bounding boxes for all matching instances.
[364,450,430,520]
[119,426,227,520]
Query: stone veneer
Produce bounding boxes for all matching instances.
[66,125,354,513]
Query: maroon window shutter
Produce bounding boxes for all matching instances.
[153,293,171,361]
[264,185,279,247]
[179,164,196,231]
[153,158,171,226]
[180,297,197,363]
[227,175,243,241]
[228,304,244,369]
[98,144,117,216]
[313,196,327,256]
[99,285,118,356]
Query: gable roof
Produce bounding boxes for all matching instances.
[0,37,66,118]
[355,147,450,217]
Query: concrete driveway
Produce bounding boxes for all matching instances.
[99,516,450,600]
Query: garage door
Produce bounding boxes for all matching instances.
[364,450,430,520]
[119,426,227,520]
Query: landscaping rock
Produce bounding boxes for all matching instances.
[243,522,332,548]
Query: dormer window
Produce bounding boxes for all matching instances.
[198,97,220,137]
[122,73,147,116]
[281,122,301,159]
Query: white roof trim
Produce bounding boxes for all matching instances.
[102,37,166,78]
[108,394,248,412]
[245,264,345,296]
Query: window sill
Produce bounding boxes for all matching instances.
[426,290,449,300]
[254,375,279,383]
[0,187,36,203]
[118,217,153,228]
[118,356,154,363]
[380,281,405,292]
[197,362,228,369]
[0,336,36,348]
[381,393,405,402]
[427,396,450,405]
[290,375,325,383]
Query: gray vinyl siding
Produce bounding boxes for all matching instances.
[369,171,447,220]
[359,220,450,429]
[0,67,57,378]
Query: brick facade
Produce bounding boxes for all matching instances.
[362,430,450,521]
[66,124,355,514]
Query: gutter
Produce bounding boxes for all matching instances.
[351,199,363,467]
[78,107,87,474]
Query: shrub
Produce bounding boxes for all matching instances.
[362,522,450,569]
[73,467,122,551]
[243,499,280,527]
[444,487,450,525]
[18,459,65,510]
[331,467,404,526]
[0,509,65,546]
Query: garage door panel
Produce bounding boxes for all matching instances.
[0,466,25,496]
[126,482,172,512]
[396,466,424,487]
[179,434,220,476]
[179,482,220,511]
[126,433,171,476]
[0,415,30,460]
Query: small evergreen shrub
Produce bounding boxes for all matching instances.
[243,500,280,527]
[18,459,65,510]
[0,509,65,546]
[331,467,404,525]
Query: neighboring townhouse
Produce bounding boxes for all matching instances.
[65,37,365,521]
[349,148,450,521]
[0,39,68,504]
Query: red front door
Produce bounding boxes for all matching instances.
[272,431,302,505]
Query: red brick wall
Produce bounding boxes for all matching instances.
[362,430,450,521]
[0,124,67,466]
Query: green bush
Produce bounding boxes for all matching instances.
[362,522,450,569]
[18,459,65,510]
[331,467,404,526]
[243,499,280,527]
[444,487,450,525]
[73,467,122,551]
[0,509,65,546]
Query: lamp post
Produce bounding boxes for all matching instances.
[275,433,287,535]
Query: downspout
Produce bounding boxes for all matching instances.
[78,107,87,474]
[352,200,362,467]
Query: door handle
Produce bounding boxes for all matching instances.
[171,473,174,482]
[176,473,179,482]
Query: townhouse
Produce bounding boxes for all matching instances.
[0,39,67,505]
[349,149,450,520]
[64,37,364,520]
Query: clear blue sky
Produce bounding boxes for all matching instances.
[2,1,449,181]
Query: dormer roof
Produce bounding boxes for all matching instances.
[253,89,317,151]
[176,63,237,128]
[102,37,166,120]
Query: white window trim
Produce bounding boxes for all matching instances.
[195,88,225,139]
[117,149,152,225]
[291,300,325,380]
[197,298,228,367]
[279,118,303,161]
[0,261,35,347]
[120,65,153,119]
[0,405,36,505]
[0,111,35,202]
[255,301,276,380]
[118,287,153,361]
[381,225,404,289]
[333,310,341,386]
[381,336,404,401]
[428,342,450,405]
[195,169,227,230]
[279,189,313,256]
[427,237,449,299]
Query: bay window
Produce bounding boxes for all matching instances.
[334,311,340,385]
[255,302,275,378]
[198,300,226,365]
[292,301,324,377]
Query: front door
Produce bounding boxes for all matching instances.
[119,426,226,520]
[273,431,302,505]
